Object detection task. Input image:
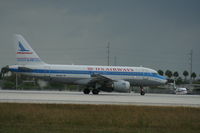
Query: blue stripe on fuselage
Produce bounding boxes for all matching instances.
[9,68,166,80]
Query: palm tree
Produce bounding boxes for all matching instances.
[157,70,164,76]
[191,72,197,80]
[183,70,189,81]
[165,70,172,79]
[0,66,10,80]
[173,71,179,79]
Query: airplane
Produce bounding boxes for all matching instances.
[173,80,187,95]
[3,34,167,95]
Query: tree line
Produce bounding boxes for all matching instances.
[157,69,198,84]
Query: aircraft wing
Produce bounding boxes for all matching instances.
[89,73,113,86]
[88,73,131,93]
[18,67,33,72]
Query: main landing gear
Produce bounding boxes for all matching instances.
[140,86,145,95]
[83,88,90,94]
[92,89,99,95]
[83,88,99,95]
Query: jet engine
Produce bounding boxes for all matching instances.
[112,80,130,92]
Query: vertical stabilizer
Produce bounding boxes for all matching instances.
[14,34,46,65]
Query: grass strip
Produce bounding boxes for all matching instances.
[0,103,200,133]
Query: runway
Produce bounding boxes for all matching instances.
[0,90,200,107]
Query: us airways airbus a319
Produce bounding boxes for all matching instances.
[6,34,167,95]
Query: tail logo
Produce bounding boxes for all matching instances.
[18,42,29,51]
[17,42,32,54]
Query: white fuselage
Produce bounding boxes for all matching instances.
[9,64,167,87]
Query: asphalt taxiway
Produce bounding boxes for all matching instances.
[0,90,200,107]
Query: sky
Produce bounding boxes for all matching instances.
[0,0,200,77]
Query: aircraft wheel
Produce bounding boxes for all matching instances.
[140,91,145,95]
[83,88,90,94]
[140,86,145,95]
[92,89,99,95]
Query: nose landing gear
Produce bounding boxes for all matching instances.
[140,86,145,95]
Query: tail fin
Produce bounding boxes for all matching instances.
[14,34,46,65]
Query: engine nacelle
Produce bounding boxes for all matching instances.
[113,80,130,92]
